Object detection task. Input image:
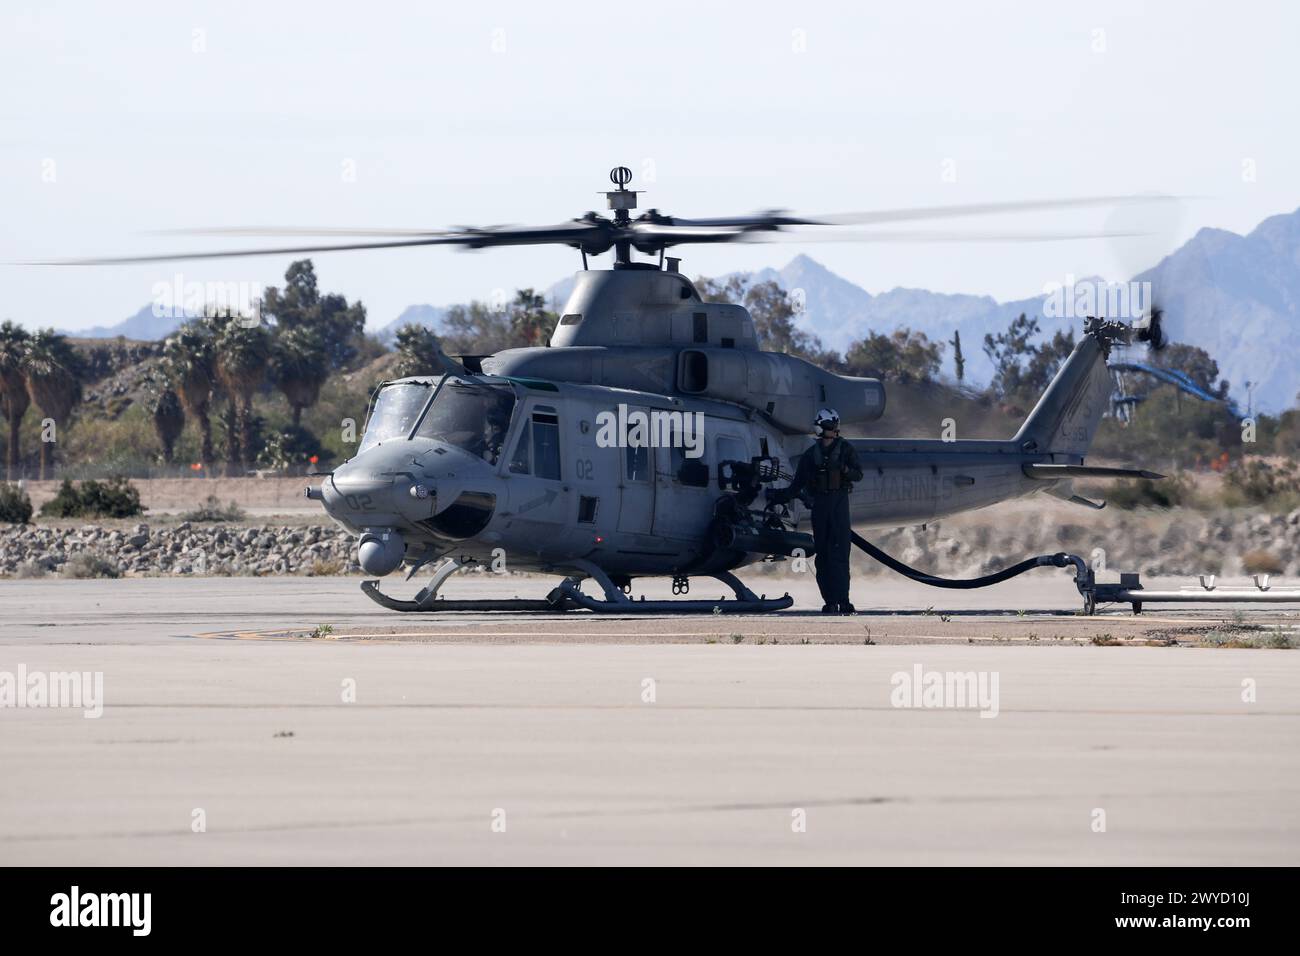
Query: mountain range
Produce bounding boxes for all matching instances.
[67,304,199,342]
[66,206,1300,413]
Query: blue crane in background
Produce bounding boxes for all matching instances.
[1109,359,1245,422]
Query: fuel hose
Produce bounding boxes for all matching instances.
[850,531,1084,590]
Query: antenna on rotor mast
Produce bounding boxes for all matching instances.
[604,165,641,267]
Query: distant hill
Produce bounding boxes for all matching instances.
[61,304,190,341]
[375,304,450,344]
[1135,212,1300,415]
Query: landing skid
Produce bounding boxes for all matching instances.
[359,557,791,614]
[359,581,567,613]
[557,582,792,614]
[557,562,791,613]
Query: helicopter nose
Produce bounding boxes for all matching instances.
[325,464,393,499]
[319,462,402,530]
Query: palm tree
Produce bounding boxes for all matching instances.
[269,325,328,426]
[218,400,241,473]
[212,312,270,471]
[149,386,185,464]
[509,289,555,347]
[0,321,31,480]
[393,324,444,378]
[22,329,82,480]
[163,321,216,467]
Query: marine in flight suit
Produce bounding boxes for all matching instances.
[767,409,864,614]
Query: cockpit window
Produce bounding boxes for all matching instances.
[415,378,517,465]
[358,381,433,454]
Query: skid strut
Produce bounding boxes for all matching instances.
[361,556,570,612]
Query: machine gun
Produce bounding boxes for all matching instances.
[708,458,814,561]
[717,455,785,506]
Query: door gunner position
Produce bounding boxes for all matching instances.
[767,409,863,614]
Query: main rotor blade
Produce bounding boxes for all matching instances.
[806,194,1181,227]
[629,224,758,245]
[745,228,1148,244]
[31,221,610,265]
[27,192,1184,265]
[28,234,473,265]
[149,226,454,237]
[631,223,1146,247]
[650,211,816,229]
[143,196,1180,240]
[148,220,602,241]
[662,195,1185,231]
[640,195,1179,239]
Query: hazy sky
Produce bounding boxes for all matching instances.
[3,0,1297,331]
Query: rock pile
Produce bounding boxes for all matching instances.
[0,522,360,577]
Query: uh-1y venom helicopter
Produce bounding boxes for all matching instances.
[58,167,1170,613]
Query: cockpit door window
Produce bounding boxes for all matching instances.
[509,420,532,474]
[414,377,516,464]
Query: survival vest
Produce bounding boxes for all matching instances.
[809,438,851,494]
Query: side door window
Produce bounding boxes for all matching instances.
[716,435,747,487]
[669,418,709,488]
[531,406,561,481]
[626,444,651,482]
[508,405,562,480]
[716,435,747,466]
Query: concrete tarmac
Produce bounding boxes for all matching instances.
[1,575,1298,865]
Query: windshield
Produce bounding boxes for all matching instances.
[415,378,517,464]
[358,381,434,454]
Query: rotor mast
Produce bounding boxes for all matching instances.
[604,165,642,267]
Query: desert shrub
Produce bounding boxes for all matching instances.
[1089,386,1240,468]
[61,552,122,579]
[79,477,145,517]
[59,404,178,475]
[40,477,145,519]
[257,424,329,473]
[0,483,33,524]
[308,557,345,576]
[1097,471,1194,509]
[37,480,79,517]
[181,494,247,523]
[1242,549,1285,575]
[1221,459,1300,511]
[13,561,46,579]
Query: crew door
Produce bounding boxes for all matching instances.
[617,404,655,534]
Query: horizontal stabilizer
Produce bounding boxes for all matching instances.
[1023,464,1164,481]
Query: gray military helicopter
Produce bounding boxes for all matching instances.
[57,167,1169,613]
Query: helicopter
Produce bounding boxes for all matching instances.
[52,167,1171,613]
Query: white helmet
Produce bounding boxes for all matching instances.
[813,408,840,437]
